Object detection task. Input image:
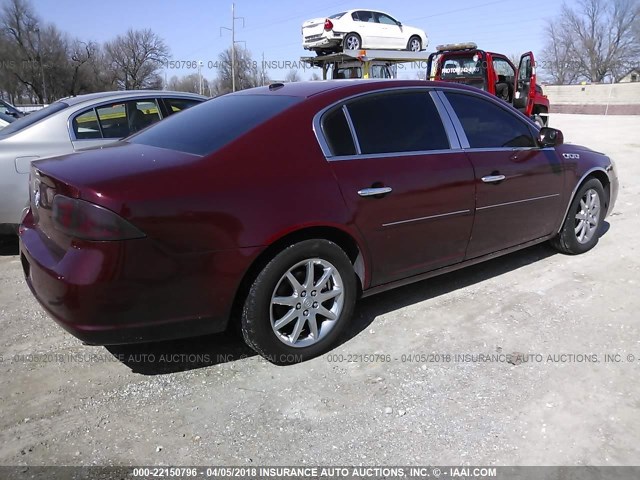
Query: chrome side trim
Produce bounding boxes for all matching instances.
[477,193,560,211]
[434,90,470,149]
[556,167,609,234]
[342,105,361,155]
[326,148,463,162]
[382,209,471,227]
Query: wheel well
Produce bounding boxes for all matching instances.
[229,227,365,330]
[587,170,611,211]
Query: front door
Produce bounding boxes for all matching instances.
[442,90,564,259]
[514,52,537,117]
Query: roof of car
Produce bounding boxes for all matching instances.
[234,79,482,98]
[59,90,208,107]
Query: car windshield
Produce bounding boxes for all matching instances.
[0,101,69,137]
[129,94,301,156]
[440,55,484,79]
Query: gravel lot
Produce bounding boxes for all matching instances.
[0,114,638,467]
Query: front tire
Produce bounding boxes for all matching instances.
[551,178,605,255]
[343,33,362,51]
[407,36,422,52]
[241,239,357,364]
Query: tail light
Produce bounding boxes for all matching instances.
[52,195,145,241]
[324,19,333,31]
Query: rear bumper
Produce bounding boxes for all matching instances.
[303,35,343,50]
[19,215,263,345]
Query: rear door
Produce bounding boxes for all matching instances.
[318,89,476,286]
[441,90,564,259]
[514,52,537,116]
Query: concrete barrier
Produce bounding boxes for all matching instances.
[543,83,640,115]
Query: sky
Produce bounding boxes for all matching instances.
[30,0,570,82]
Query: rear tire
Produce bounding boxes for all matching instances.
[407,36,422,52]
[551,178,605,255]
[241,239,357,365]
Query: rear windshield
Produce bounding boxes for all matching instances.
[0,101,69,137]
[329,12,346,19]
[129,94,301,156]
[440,55,484,79]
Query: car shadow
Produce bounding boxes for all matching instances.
[105,234,608,374]
[0,236,19,256]
[339,242,559,347]
[105,331,256,375]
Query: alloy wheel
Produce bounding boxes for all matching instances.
[270,258,344,348]
[574,188,601,244]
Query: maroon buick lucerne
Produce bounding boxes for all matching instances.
[19,80,618,364]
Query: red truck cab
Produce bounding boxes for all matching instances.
[427,43,549,126]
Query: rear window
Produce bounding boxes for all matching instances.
[129,94,300,156]
[440,55,484,79]
[0,101,69,137]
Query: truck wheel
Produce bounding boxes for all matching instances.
[240,239,357,364]
[343,33,361,50]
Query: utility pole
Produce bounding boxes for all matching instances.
[220,3,245,92]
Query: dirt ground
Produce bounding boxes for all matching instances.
[0,113,638,467]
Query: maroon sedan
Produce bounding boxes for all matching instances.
[19,80,618,364]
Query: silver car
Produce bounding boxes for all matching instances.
[0,90,206,235]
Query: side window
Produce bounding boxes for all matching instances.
[96,99,162,139]
[376,13,398,25]
[493,58,515,78]
[445,92,535,148]
[321,107,356,156]
[353,11,373,22]
[164,98,202,115]
[518,56,531,81]
[73,109,101,139]
[346,91,450,154]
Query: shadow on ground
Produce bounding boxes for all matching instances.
[0,236,19,256]
[108,240,569,375]
[339,242,561,347]
[105,331,257,375]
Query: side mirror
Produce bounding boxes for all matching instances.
[396,21,402,27]
[538,127,563,147]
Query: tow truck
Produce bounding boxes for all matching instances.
[427,43,549,126]
[301,48,433,80]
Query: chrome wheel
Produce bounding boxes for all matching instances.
[270,258,344,348]
[575,188,601,244]
[345,34,360,50]
[409,38,421,51]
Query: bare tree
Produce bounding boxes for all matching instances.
[104,29,169,90]
[167,73,210,94]
[541,0,640,83]
[214,46,260,94]
[285,69,301,82]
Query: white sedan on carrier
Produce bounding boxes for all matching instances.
[302,9,428,55]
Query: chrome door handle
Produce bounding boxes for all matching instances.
[481,175,506,183]
[357,187,393,197]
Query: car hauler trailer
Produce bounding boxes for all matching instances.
[301,49,433,80]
